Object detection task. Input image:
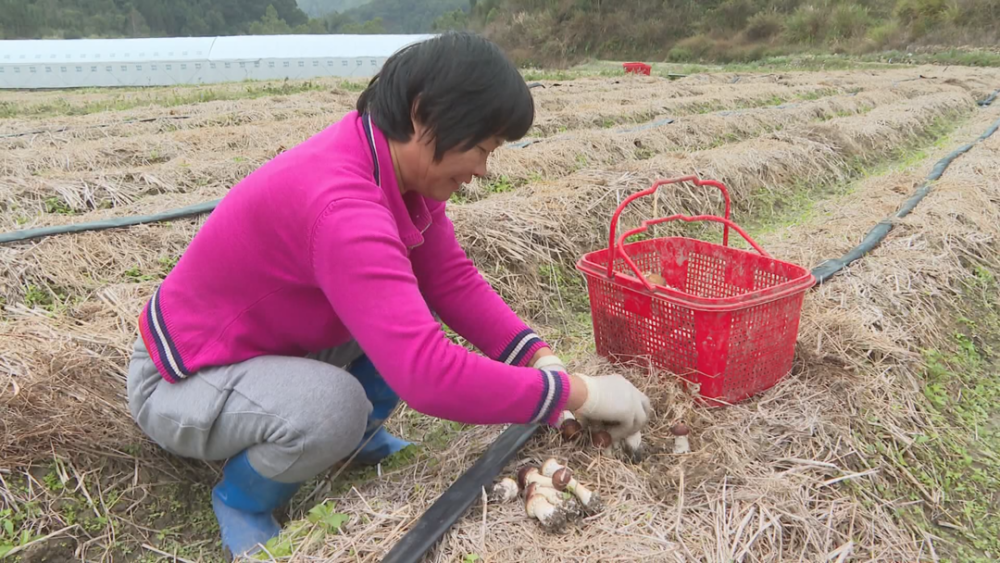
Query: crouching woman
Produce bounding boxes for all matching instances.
[125,31,651,560]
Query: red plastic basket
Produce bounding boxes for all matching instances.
[575,176,816,406]
[623,62,651,75]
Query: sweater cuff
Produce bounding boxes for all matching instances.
[532,369,572,426]
[493,327,549,367]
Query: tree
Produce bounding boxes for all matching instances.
[432,9,469,30]
[248,4,293,34]
[340,16,386,33]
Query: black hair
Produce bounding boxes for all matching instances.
[356,31,534,161]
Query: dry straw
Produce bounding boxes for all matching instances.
[1,68,1000,561]
[453,90,974,317]
[0,74,982,461]
[275,106,1000,562]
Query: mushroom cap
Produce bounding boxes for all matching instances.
[525,482,537,498]
[591,430,613,449]
[497,477,518,493]
[551,467,572,490]
[671,422,691,436]
[541,458,563,476]
[560,419,583,441]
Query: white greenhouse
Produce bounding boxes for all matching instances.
[0,34,437,89]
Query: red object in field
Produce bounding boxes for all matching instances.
[622,62,651,75]
[575,176,816,407]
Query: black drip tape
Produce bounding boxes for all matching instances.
[0,85,549,245]
[0,114,194,140]
[811,111,1000,283]
[380,423,539,563]
[978,89,999,107]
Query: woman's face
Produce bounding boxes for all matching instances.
[394,119,503,202]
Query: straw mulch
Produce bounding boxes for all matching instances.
[1,68,999,561]
[0,79,980,463]
[274,105,1000,562]
[529,82,847,137]
[451,90,975,317]
[474,84,965,197]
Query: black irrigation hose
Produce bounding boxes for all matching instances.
[0,199,221,244]
[377,89,1000,562]
[0,87,548,140]
[0,83,548,245]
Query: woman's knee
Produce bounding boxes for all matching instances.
[287,365,372,459]
[234,358,373,482]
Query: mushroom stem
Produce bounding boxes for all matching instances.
[540,458,563,477]
[623,431,644,462]
[671,423,691,455]
[523,468,558,490]
[556,410,576,426]
[530,483,582,519]
[525,488,568,531]
[538,460,604,514]
[673,434,690,454]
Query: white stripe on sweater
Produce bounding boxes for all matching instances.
[531,369,557,424]
[503,332,539,365]
[149,288,186,379]
[366,113,381,187]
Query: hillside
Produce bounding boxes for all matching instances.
[4,0,998,67]
[340,0,466,33]
[296,0,371,18]
[473,0,1000,65]
[0,0,312,39]
[0,0,466,39]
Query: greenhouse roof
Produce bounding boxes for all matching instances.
[0,34,436,65]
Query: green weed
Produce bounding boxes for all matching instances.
[43,197,74,215]
[484,175,515,194]
[338,80,367,92]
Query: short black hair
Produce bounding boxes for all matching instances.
[356,31,534,161]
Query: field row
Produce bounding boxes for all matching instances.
[0,79,979,233]
[2,68,1000,562]
[191,105,1000,563]
[0,88,975,315]
[468,81,963,197]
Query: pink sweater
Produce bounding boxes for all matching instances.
[138,111,570,427]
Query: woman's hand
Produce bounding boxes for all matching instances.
[532,354,651,441]
[567,373,651,441]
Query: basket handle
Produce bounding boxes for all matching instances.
[605,175,732,278]
[615,214,771,293]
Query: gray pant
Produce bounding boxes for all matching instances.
[126,337,374,484]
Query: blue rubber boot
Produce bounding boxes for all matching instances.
[211,451,302,561]
[346,354,412,465]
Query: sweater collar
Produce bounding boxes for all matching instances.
[361,112,431,249]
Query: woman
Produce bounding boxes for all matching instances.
[126,31,651,560]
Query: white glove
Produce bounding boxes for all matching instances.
[532,354,566,372]
[574,374,652,441]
